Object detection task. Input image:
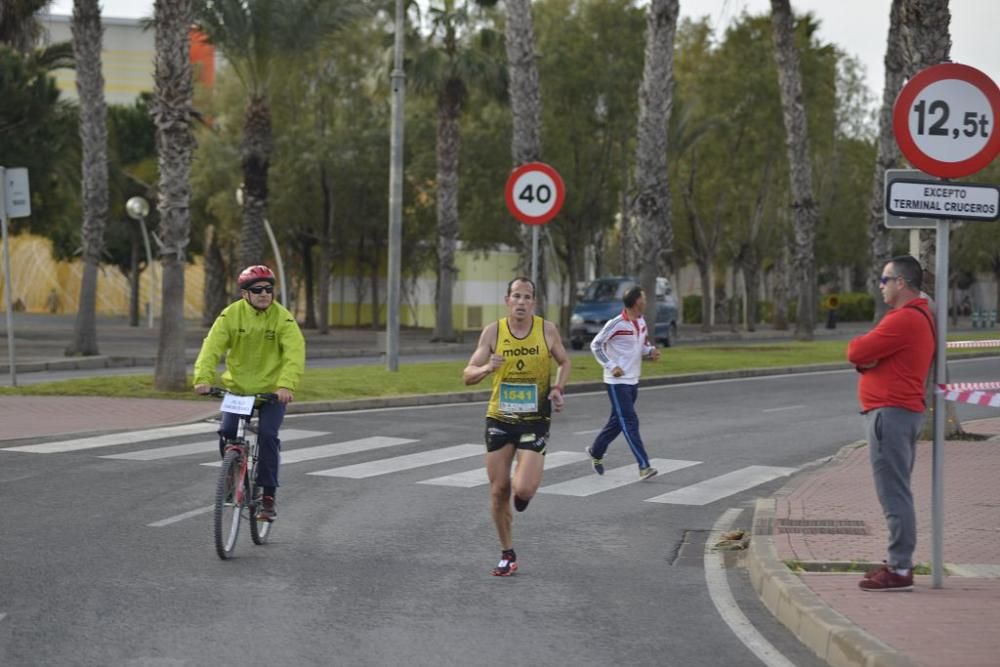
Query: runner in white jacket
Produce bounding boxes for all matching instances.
[586,285,661,479]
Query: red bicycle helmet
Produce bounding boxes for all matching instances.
[238,264,276,289]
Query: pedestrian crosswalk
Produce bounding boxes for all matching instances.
[1,425,797,506]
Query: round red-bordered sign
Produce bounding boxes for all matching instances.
[893,63,1000,178]
[504,162,565,225]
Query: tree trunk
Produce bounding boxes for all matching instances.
[318,163,334,334]
[432,85,462,342]
[238,94,272,275]
[201,225,228,326]
[300,236,316,328]
[770,0,818,341]
[505,0,545,308]
[66,0,108,357]
[632,0,679,326]
[866,0,905,323]
[151,0,195,392]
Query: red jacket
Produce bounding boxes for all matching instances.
[846,297,935,413]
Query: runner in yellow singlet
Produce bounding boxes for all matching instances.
[463,277,572,576]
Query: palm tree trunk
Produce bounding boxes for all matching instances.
[632,0,679,325]
[505,0,545,307]
[867,0,905,323]
[151,0,195,391]
[770,0,818,341]
[432,87,461,342]
[201,225,228,326]
[238,94,272,273]
[66,0,108,357]
[318,163,334,335]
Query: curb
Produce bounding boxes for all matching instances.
[746,440,923,667]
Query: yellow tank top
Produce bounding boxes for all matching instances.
[487,316,552,423]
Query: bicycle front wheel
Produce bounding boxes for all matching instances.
[249,492,273,545]
[214,449,244,560]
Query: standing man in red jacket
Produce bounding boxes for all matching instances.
[847,255,934,591]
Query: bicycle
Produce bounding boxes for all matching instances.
[206,387,279,560]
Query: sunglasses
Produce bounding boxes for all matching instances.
[878,275,902,285]
[246,285,274,294]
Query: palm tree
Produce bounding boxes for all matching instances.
[193,0,365,275]
[631,0,679,326]
[866,0,905,323]
[409,0,505,341]
[0,0,50,53]
[769,0,818,341]
[66,0,108,357]
[151,0,196,391]
[503,0,546,309]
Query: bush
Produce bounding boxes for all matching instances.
[830,292,874,321]
[683,295,702,324]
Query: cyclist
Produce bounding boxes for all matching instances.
[194,264,306,521]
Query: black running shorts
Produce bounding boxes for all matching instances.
[484,417,549,454]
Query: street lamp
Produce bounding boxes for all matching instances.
[235,185,287,306]
[125,196,156,328]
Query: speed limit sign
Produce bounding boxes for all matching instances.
[504,162,565,225]
[893,63,1000,178]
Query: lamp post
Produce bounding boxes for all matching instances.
[125,196,155,328]
[236,186,288,306]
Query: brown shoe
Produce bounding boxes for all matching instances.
[859,565,912,591]
[256,495,276,522]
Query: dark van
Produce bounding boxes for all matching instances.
[569,276,679,350]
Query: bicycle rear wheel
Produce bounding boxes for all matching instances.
[214,449,244,559]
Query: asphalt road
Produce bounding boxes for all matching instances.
[2,357,997,666]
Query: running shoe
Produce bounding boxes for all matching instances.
[256,495,277,521]
[492,550,518,577]
[859,565,913,591]
[513,494,531,512]
[586,446,604,475]
[639,466,658,481]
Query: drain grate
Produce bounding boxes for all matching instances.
[775,519,867,535]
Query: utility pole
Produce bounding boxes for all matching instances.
[386,0,406,371]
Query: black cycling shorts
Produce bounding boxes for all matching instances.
[484,417,549,454]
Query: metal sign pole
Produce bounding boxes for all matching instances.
[531,225,539,288]
[931,219,949,589]
[0,166,16,386]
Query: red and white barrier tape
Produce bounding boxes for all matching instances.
[936,383,1000,407]
[946,339,1000,349]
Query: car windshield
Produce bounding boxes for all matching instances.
[582,280,633,302]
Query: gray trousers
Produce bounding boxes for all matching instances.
[864,407,924,570]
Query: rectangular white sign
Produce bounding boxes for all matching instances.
[886,179,1000,222]
[4,168,30,219]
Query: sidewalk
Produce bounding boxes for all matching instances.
[748,417,1000,667]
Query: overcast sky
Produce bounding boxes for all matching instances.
[46,0,999,104]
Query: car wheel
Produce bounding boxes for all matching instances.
[662,322,677,348]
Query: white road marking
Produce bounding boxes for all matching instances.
[644,465,795,506]
[102,429,327,461]
[418,450,589,488]
[573,428,603,435]
[705,508,797,667]
[761,404,805,413]
[1,422,218,454]
[199,435,418,467]
[309,444,482,479]
[538,458,701,497]
[148,505,213,527]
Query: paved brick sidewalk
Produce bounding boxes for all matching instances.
[0,396,215,442]
[755,417,1000,667]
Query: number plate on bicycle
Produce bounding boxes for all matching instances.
[220,393,255,415]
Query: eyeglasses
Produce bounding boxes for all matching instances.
[246,285,274,294]
[879,275,902,286]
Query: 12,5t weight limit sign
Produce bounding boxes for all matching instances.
[893,63,1000,178]
[504,162,565,225]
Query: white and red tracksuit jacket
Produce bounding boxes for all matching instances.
[590,309,656,385]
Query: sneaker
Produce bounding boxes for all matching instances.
[639,466,658,481]
[492,550,518,577]
[859,565,913,591]
[256,496,277,522]
[513,494,531,512]
[586,446,604,475]
[863,561,889,580]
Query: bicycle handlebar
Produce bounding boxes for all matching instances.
[203,387,279,403]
